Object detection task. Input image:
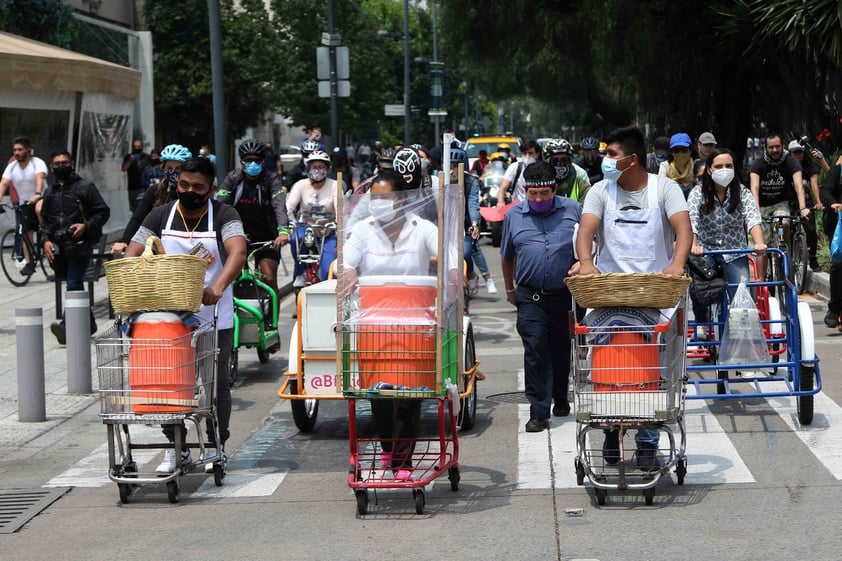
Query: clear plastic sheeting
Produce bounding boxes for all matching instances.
[338,172,465,397]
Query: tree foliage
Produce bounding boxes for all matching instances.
[0,0,77,48]
[144,0,282,153]
[438,0,842,158]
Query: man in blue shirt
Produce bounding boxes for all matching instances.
[501,160,582,432]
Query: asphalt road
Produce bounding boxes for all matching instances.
[1,237,841,561]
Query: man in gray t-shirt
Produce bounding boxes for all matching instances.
[582,175,689,264]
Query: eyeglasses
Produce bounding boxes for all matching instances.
[242,157,263,164]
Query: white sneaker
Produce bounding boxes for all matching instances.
[293,274,306,288]
[204,447,227,473]
[156,449,192,474]
[485,278,498,294]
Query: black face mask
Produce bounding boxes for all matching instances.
[177,190,207,211]
[52,165,73,181]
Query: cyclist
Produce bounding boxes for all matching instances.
[543,138,591,203]
[788,140,823,270]
[286,150,338,286]
[216,139,289,296]
[497,140,541,208]
[749,132,808,276]
[112,143,193,254]
[574,136,604,184]
[284,139,320,191]
[329,146,360,194]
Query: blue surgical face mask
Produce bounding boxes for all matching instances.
[244,161,263,176]
[601,155,632,182]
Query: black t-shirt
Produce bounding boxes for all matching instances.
[232,181,275,241]
[749,153,802,206]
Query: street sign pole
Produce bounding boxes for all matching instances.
[327,0,339,147]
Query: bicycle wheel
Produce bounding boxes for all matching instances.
[791,233,808,295]
[0,229,34,286]
[766,251,785,309]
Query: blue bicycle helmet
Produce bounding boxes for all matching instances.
[449,146,468,164]
[581,136,599,151]
[159,144,192,162]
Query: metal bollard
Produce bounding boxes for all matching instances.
[66,291,92,394]
[16,308,46,422]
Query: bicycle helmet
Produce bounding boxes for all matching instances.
[305,150,331,166]
[331,146,347,161]
[543,138,572,159]
[159,144,192,162]
[393,146,422,189]
[301,140,321,156]
[581,136,599,151]
[238,139,268,160]
[449,145,468,165]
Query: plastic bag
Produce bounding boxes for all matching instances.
[831,211,842,263]
[719,281,770,365]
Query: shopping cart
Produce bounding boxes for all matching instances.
[572,302,688,505]
[96,318,225,504]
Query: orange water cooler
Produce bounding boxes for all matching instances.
[356,275,437,390]
[128,312,196,413]
[591,331,660,392]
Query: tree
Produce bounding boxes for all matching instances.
[144,0,283,154]
[0,0,77,48]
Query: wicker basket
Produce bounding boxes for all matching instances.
[564,273,691,309]
[105,236,207,314]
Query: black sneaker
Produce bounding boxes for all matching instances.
[636,444,661,470]
[552,401,570,417]
[525,418,548,432]
[21,262,35,276]
[50,322,66,345]
[810,256,820,270]
[824,310,838,329]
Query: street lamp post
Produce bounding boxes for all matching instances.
[402,0,411,145]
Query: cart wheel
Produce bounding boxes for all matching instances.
[413,489,425,514]
[595,487,607,506]
[448,466,460,491]
[355,490,368,515]
[675,458,687,485]
[458,328,477,431]
[229,348,239,386]
[643,487,655,506]
[575,459,586,486]
[166,480,179,504]
[118,483,131,504]
[213,462,225,487]
[797,366,815,425]
[257,347,271,364]
[289,380,319,433]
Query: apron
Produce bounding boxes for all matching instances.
[161,201,233,329]
[599,175,671,274]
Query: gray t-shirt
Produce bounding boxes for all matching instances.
[582,174,689,257]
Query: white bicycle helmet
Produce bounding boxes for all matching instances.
[306,150,331,166]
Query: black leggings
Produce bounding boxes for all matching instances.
[370,399,421,469]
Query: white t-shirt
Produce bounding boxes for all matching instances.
[2,157,48,200]
[503,161,527,201]
[582,175,689,257]
[286,178,338,224]
[343,212,438,276]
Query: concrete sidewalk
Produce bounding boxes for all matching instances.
[0,247,298,450]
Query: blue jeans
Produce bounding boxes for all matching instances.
[472,241,490,277]
[515,286,572,419]
[291,226,337,281]
[52,242,95,329]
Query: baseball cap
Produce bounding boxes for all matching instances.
[669,133,692,149]
[788,140,803,152]
[698,132,717,145]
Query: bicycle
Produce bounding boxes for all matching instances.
[0,202,49,286]
[762,212,809,297]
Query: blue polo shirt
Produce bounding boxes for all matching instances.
[500,196,581,291]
